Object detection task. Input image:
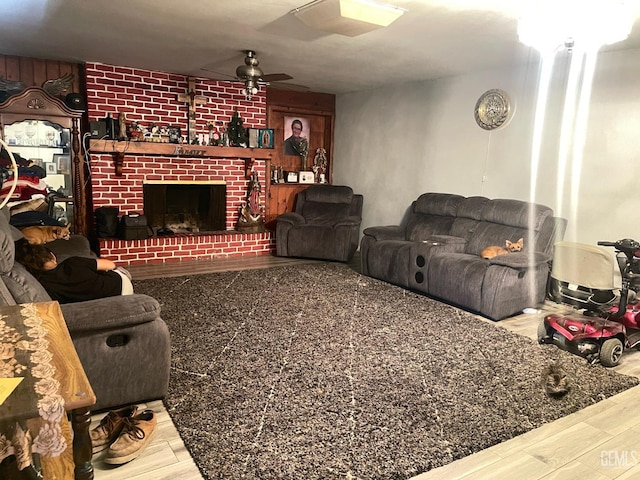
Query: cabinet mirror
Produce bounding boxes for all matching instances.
[0,87,88,236]
[4,119,74,226]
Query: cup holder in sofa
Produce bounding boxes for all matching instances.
[415,255,426,284]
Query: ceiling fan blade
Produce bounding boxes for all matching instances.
[267,82,310,92]
[261,73,293,82]
[199,68,238,81]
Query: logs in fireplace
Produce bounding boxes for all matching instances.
[143,182,226,233]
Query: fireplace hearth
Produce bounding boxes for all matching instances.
[143,182,226,233]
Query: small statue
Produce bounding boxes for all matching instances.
[207,121,221,146]
[313,147,328,182]
[292,136,309,170]
[118,112,127,140]
[236,171,265,232]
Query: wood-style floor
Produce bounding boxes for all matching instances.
[90,254,640,480]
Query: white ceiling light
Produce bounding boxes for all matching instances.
[518,0,633,53]
[292,0,406,37]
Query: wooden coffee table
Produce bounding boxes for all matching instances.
[0,301,96,480]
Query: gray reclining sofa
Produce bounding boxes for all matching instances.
[360,193,567,320]
[0,207,170,411]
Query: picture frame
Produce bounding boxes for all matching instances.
[45,162,57,175]
[299,171,315,184]
[29,158,44,169]
[247,128,260,148]
[53,154,70,174]
[283,116,310,156]
[258,128,274,149]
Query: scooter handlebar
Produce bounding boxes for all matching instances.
[598,239,640,254]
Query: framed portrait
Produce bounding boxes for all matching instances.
[45,162,57,175]
[283,116,309,156]
[53,154,70,174]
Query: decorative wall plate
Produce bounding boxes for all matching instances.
[474,89,511,130]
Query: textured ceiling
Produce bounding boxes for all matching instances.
[1,0,639,94]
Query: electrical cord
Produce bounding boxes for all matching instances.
[82,131,93,188]
[0,138,19,210]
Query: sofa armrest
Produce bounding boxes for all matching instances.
[60,294,161,332]
[488,251,551,269]
[277,212,305,226]
[362,225,405,241]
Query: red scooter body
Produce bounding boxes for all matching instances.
[539,239,640,367]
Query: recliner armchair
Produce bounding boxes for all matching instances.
[0,207,170,411]
[276,185,363,262]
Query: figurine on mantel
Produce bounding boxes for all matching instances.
[207,121,222,146]
[118,112,127,140]
[236,171,265,233]
[313,147,328,183]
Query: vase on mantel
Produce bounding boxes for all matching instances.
[301,155,308,171]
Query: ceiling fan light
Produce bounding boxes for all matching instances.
[292,0,406,37]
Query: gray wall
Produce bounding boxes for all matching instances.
[333,47,640,246]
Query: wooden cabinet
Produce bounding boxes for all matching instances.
[265,184,309,229]
[265,89,335,230]
[0,87,89,235]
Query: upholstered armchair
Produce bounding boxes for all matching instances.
[0,207,170,412]
[276,185,363,262]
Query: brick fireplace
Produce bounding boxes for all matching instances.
[85,63,274,265]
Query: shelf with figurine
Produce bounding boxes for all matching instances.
[269,147,329,185]
[89,111,273,176]
[89,139,273,159]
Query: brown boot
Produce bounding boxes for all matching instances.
[104,409,157,465]
[90,405,138,453]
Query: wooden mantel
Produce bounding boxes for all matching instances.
[89,139,273,176]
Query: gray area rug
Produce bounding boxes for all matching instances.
[134,263,639,480]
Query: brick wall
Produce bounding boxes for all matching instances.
[85,62,274,264]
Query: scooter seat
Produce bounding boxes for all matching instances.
[548,277,616,312]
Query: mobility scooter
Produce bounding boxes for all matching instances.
[539,238,640,367]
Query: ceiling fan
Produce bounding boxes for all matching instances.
[201,50,308,99]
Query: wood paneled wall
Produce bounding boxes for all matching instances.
[0,54,82,96]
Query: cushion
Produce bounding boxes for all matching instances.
[413,193,464,216]
[304,185,353,204]
[481,199,552,230]
[10,225,24,241]
[302,201,350,225]
[456,196,489,220]
[1,262,52,303]
[0,208,15,274]
[48,235,96,263]
[406,215,456,241]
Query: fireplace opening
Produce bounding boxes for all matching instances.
[143,183,226,233]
